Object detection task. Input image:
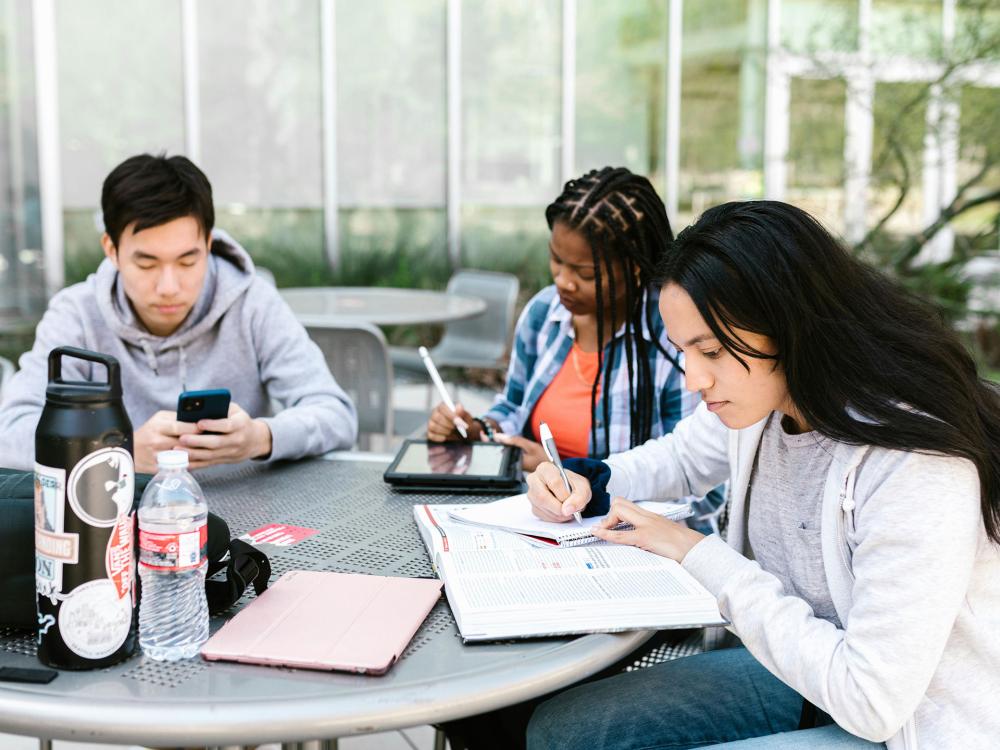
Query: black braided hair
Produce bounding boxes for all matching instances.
[545,166,679,457]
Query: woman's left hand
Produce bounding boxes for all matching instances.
[494,434,549,471]
[592,497,706,562]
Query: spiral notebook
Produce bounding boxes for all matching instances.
[448,493,692,548]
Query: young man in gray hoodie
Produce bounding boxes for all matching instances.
[0,154,357,473]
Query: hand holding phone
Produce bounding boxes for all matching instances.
[175,401,272,469]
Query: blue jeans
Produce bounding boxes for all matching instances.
[527,647,885,750]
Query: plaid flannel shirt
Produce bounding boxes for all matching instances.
[485,285,699,458]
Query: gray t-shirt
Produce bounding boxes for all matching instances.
[747,413,841,627]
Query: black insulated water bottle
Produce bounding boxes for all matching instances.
[34,346,137,669]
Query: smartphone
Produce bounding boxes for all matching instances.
[177,388,231,423]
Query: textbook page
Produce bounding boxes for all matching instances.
[448,493,692,546]
[412,503,535,573]
[436,543,726,641]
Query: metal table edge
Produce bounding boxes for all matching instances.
[0,629,654,744]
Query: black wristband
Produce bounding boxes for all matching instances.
[473,416,495,442]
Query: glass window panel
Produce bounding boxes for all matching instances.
[956,1,1000,55]
[955,85,1000,238]
[787,77,847,233]
[461,205,551,295]
[869,82,927,235]
[0,0,45,322]
[871,1,942,57]
[198,0,322,209]
[679,0,766,226]
[217,207,327,287]
[56,0,184,210]
[781,0,858,53]
[337,208,449,288]
[575,0,667,190]
[461,0,561,205]
[196,1,324,287]
[337,0,446,208]
[56,0,184,281]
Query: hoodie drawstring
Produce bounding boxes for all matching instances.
[140,340,158,376]
[179,345,188,392]
[140,339,187,393]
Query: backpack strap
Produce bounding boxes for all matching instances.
[205,539,271,615]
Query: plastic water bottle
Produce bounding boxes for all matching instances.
[138,450,209,660]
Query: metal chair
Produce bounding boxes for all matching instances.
[305,324,394,451]
[391,270,520,405]
[0,356,15,398]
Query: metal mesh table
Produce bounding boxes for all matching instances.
[0,457,652,747]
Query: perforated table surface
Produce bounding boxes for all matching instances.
[0,455,652,747]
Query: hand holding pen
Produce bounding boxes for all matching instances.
[538,422,584,525]
[525,453,592,525]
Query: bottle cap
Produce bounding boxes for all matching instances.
[156,450,189,469]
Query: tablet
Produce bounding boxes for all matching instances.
[201,571,442,675]
[383,439,522,492]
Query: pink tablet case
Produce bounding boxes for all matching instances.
[200,570,443,675]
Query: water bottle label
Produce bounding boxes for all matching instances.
[34,462,75,598]
[139,523,208,571]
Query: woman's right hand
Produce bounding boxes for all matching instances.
[427,402,476,442]
[526,462,591,523]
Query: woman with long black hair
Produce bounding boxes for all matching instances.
[525,201,1000,749]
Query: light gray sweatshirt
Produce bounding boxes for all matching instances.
[0,230,357,469]
[606,402,1000,750]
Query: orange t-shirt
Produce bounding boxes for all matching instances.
[529,343,602,458]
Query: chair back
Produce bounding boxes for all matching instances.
[0,356,14,398]
[305,324,393,450]
[433,270,520,369]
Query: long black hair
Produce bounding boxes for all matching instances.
[546,167,679,456]
[656,200,1000,543]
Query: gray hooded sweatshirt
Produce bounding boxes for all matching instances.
[0,230,357,470]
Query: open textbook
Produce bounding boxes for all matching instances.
[448,493,693,548]
[413,503,726,642]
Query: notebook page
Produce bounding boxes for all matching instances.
[448,493,690,543]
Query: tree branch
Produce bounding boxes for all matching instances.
[895,185,1000,266]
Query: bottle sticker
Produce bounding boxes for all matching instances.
[34,463,76,598]
[139,523,208,571]
[58,578,132,660]
[105,512,134,600]
[67,447,134,528]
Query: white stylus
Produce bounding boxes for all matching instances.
[539,422,584,525]
[419,346,468,439]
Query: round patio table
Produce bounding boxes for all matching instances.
[279,287,487,327]
[0,456,653,748]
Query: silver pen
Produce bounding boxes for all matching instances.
[538,422,584,525]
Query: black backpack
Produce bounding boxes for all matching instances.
[0,469,270,629]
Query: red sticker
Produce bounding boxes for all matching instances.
[105,512,134,600]
[241,523,318,547]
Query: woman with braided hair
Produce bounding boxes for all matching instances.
[428,167,721,522]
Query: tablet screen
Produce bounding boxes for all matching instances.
[393,442,506,477]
